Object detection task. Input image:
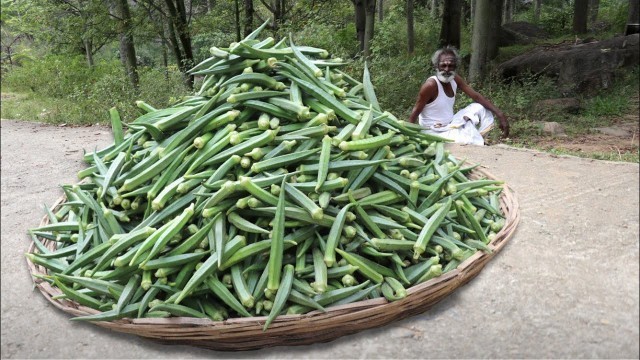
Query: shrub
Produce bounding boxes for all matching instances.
[1,55,189,125]
[2,55,119,96]
[367,54,433,119]
[293,22,359,59]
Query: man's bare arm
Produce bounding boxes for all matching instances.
[408,79,437,124]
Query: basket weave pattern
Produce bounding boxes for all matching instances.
[26,168,520,351]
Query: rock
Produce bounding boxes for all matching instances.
[542,122,566,137]
[534,98,582,115]
[499,34,640,95]
[499,22,549,46]
[593,127,632,137]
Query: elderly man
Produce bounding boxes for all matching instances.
[408,46,509,145]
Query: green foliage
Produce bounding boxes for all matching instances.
[514,0,630,37]
[538,5,574,36]
[597,0,630,34]
[370,4,410,57]
[5,0,116,56]
[1,55,188,125]
[481,72,559,114]
[365,54,433,118]
[2,55,118,96]
[294,22,358,59]
[582,66,639,118]
[583,94,631,117]
[192,31,236,64]
[370,4,440,57]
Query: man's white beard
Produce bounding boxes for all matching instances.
[437,70,456,83]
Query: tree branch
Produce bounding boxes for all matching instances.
[259,0,274,12]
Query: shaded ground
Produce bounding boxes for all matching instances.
[502,93,640,160]
[534,118,639,155]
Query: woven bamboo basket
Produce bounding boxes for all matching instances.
[26,167,520,351]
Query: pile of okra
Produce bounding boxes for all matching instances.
[27,22,506,330]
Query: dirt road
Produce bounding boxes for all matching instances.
[1,119,638,359]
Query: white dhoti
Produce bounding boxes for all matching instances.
[422,103,495,145]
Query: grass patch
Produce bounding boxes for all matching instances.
[1,56,189,125]
[1,92,90,124]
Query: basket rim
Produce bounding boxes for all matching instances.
[25,166,521,350]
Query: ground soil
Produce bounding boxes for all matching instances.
[511,93,639,158]
[534,117,639,154]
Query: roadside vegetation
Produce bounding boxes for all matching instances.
[1,0,637,162]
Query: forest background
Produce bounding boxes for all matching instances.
[1,0,638,161]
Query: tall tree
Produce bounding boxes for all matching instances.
[534,0,541,22]
[438,0,461,48]
[430,0,438,17]
[137,0,195,87]
[11,0,114,67]
[625,0,639,35]
[378,0,384,21]
[588,0,599,25]
[112,0,139,89]
[363,0,376,59]
[234,0,241,41]
[461,0,471,27]
[469,0,491,83]
[502,0,512,24]
[353,0,366,52]
[487,0,502,60]
[407,0,415,53]
[260,0,291,32]
[572,0,588,34]
[140,1,185,79]
[164,0,195,88]
[244,0,254,38]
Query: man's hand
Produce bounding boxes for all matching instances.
[497,114,509,138]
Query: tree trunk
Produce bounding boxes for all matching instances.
[234,0,241,41]
[625,0,640,35]
[469,0,491,83]
[363,0,376,59]
[273,0,283,30]
[353,0,366,52]
[244,0,254,38]
[534,0,541,22]
[502,0,511,23]
[438,0,461,48]
[461,0,470,27]
[114,0,139,90]
[487,0,502,60]
[430,0,438,17]
[378,0,384,21]
[83,38,94,67]
[162,38,169,80]
[588,0,599,24]
[573,0,588,34]
[407,0,415,53]
[510,0,515,21]
[165,0,194,88]
[470,0,475,24]
[166,20,183,69]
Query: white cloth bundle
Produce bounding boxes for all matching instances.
[422,103,495,146]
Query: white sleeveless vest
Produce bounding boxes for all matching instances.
[418,76,457,130]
